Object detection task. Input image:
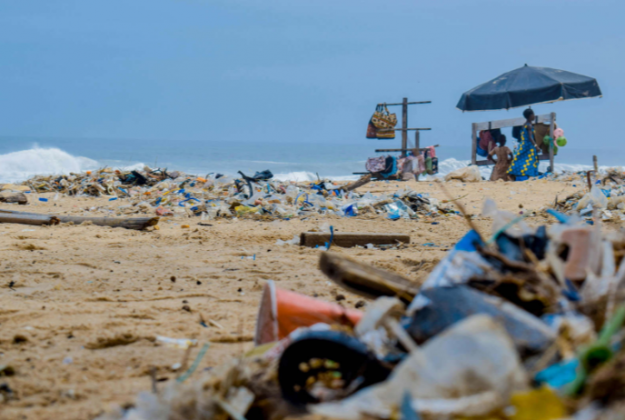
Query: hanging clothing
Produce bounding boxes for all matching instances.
[379,156,398,178]
[507,123,539,178]
[366,156,386,173]
[403,156,420,174]
[416,155,426,174]
[488,146,513,181]
[425,145,437,159]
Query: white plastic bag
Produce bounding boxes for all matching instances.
[444,165,482,182]
[577,185,608,210]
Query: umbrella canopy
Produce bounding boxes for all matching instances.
[457,65,602,111]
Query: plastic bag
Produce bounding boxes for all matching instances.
[444,165,482,182]
[312,315,528,419]
[577,185,608,210]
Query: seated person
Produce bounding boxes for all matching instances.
[476,130,496,157]
[487,135,513,181]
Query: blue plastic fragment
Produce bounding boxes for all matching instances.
[562,279,581,302]
[400,391,420,420]
[344,205,357,217]
[601,189,611,198]
[39,198,48,202]
[546,209,570,224]
[155,197,162,206]
[535,359,579,389]
[327,226,334,250]
[108,197,118,201]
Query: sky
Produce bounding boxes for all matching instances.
[0,0,622,161]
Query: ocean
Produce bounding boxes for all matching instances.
[0,137,619,184]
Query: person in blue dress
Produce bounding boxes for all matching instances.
[507,108,539,180]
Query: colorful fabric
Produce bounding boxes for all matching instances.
[425,145,437,159]
[366,156,386,173]
[416,155,426,174]
[476,145,488,157]
[379,156,397,178]
[478,130,494,150]
[507,123,539,178]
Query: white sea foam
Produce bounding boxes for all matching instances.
[0,147,99,183]
[0,146,620,184]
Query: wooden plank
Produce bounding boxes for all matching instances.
[376,128,431,132]
[375,144,439,153]
[401,97,408,157]
[471,123,478,165]
[549,112,556,172]
[476,154,551,166]
[474,113,553,131]
[414,130,420,151]
[384,101,431,106]
[319,252,419,302]
[300,232,410,248]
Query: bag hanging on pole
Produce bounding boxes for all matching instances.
[371,104,397,139]
[366,119,378,139]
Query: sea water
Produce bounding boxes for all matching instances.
[0,136,621,184]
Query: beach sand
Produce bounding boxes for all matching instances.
[0,178,594,420]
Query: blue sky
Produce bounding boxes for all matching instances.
[0,0,622,160]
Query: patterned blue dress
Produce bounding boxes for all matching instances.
[507,123,538,178]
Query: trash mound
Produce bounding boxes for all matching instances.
[553,168,625,223]
[97,199,625,419]
[15,168,458,221]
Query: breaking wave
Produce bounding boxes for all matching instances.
[0,147,99,183]
[1,146,620,184]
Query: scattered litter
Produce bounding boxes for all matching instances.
[156,336,197,350]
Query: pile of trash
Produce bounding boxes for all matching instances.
[553,168,625,223]
[20,167,457,221]
[98,199,625,420]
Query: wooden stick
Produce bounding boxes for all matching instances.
[593,155,598,172]
[319,252,419,301]
[301,232,410,248]
[343,174,372,192]
[0,209,158,230]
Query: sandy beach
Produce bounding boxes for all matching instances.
[0,177,594,420]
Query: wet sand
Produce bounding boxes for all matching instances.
[0,178,590,420]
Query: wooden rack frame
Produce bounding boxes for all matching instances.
[377,98,432,157]
[471,112,556,171]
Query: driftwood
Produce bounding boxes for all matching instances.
[343,174,372,192]
[0,192,28,205]
[319,252,419,302]
[0,213,59,226]
[300,232,410,248]
[0,209,158,230]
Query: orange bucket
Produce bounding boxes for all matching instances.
[254,281,363,345]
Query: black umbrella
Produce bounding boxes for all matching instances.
[457,65,602,111]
